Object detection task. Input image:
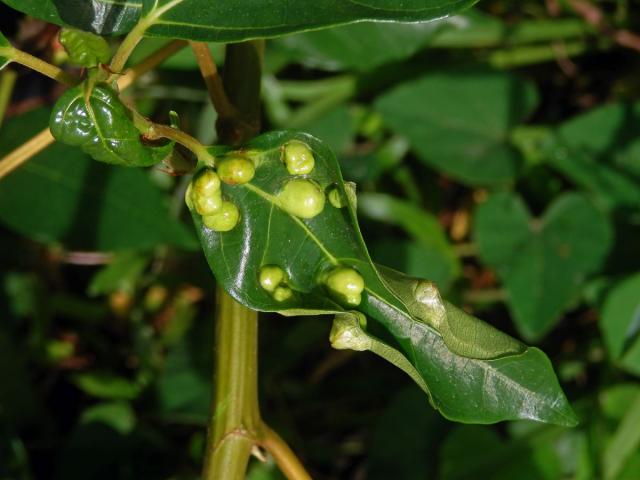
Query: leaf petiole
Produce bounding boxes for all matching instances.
[0,46,80,87]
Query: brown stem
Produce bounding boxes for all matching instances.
[568,0,640,52]
[260,426,313,480]
[190,41,237,121]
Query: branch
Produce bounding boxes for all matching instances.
[568,0,640,52]
[260,425,312,480]
[190,41,237,120]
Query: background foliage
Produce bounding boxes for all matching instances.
[1,0,640,479]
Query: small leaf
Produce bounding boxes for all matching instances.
[192,131,577,426]
[59,28,111,67]
[601,273,640,376]
[375,71,538,185]
[72,372,143,400]
[0,30,12,70]
[80,402,136,435]
[0,109,197,251]
[474,192,612,340]
[50,83,172,167]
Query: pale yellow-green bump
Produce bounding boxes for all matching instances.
[326,267,365,306]
[284,141,315,175]
[194,192,223,216]
[273,286,293,302]
[328,187,345,208]
[193,169,221,196]
[185,182,195,211]
[218,157,255,185]
[259,265,285,293]
[202,201,240,232]
[277,179,325,219]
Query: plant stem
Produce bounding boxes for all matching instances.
[143,120,215,164]
[0,40,187,180]
[260,426,312,480]
[0,70,17,127]
[0,47,79,86]
[190,41,237,121]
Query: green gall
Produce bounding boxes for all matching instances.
[185,182,195,211]
[329,313,371,351]
[193,169,221,196]
[218,157,255,185]
[273,286,293,302]
[277,179,325,219]
[194,192,223,216]
[328,187,345,208]
[202,201,240,232]
[284,141,315,175]
[326,267,365,306]
[259,265,285,293]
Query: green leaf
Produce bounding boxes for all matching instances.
[72,372,144,400]
[50,83,172,167]
[0,30,12,70]
[474,192,612,341]
[80,402,136,435]
[1,0,141,36]
[548,103,640,209]
[192,131,576,426]
[0,109,197,251]
[88,252,149,296]
[59,28,111,67]
[601,273,640,376]
[359,192,461,291]
[603,395,640,480]
[375,71,538,185]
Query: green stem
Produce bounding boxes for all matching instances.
[0,47,79,86]
[0,70,17,127]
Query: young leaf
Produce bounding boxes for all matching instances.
[474,192,612,341]
[375,71,538,185]
[0,30,12,70]
[50,83,172,167]
[59,28,111,67]
[191,131,577,426]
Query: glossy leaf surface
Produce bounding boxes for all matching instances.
[50,84,172,167]
[0,109,196,251]
[1,0,479,42]
[0,30,11,70]
[474,192,612,341]
[375,71,538,185]
[192,131,577,426]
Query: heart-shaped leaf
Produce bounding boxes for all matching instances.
[474,192,612,340]
[50,83,172,167]
[601,273,640,376]
[375,71,538,185]
[191,131,577,426]
[2,0,479,42]
[0,30,12,70]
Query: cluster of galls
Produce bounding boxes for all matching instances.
[185,156,255,231]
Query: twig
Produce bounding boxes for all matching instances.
[0,46,80,87]
[189,41,237,120]
[0,70,17,127]
[568,0,640,52]
[0,40,187,180]
[260,425,312,480]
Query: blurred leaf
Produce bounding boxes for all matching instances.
[440,425,563,480]
[0,331,38,428]
[80,402,136,435]
[246,460,286,480]
[72,372,144,400]
[0,30,10,70]
[359,192,460,290]
[0,109,197,251]
[549,103,640,208]
[603,395,640,480]
[375,71,538,185]
[194,131,576,425]
[600,384,640,421]
[50,84,172,167]
[368,387,447,479]
[474,192,612,340]
[59,28,111,67]
[88,252,148,296]
[601,273,640,376]
[303,106,354,154]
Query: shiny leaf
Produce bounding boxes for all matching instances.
[192,131,577,426]
[50,83,172,167]
[1,0,479,42]
[59,28,112,67]
[375,71,538,185]
[474,192,612,341]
